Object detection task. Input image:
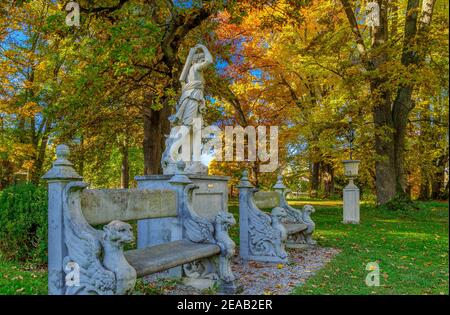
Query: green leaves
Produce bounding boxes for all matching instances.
[0,184,48,263]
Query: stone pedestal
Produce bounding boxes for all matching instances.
[343,180,360,224]
[135,174,229,278]
[42,145,83,295]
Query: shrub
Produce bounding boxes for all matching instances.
[0,183,47,264]
[381,192,420,211]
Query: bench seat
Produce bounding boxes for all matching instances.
[125,240,221,277]
[284,223,307,235]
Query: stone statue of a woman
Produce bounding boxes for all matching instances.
[169,44,213,126]
[162,44,213,175]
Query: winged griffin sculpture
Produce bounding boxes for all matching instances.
[62,182,136,295]
[181,183,236,289]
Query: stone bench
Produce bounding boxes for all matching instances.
[238,171,316,263]
[43,145,236,295]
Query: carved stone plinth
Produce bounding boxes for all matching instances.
[343,180,360,224]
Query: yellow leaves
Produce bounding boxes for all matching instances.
[36,62,47,72]
[22,160,35,171]
[22,80,34,90]
[18,101,41,117]
[10,143,35,163]
[0,100,13,115]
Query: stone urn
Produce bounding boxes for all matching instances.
[343,160,360,179]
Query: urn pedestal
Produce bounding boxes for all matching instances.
[342,160,360,224]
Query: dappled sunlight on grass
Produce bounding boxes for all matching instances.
[292,200,449,295]
[315,230,349,238]
[386,231,441,240]
[289,200,343,207]
[375,219,403,224]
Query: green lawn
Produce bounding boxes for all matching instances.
[290,200,449,295]
[0,258,47,295]
[0,200,448,295]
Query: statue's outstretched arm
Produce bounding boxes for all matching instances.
[179,48,195,83]
[195,44,213,70]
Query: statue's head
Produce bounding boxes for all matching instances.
[271,207,288,220]
[193,50,205,64]
[302,204,315,215]
[215,211,236,229]
[103,220,134,246]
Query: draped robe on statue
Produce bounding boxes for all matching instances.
[170,80,205,126]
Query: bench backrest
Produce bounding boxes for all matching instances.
[80,189,177,225]
[253,191,280,209]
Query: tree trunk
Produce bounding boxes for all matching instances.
[143,104,170,175]
[431,153,448,199]
[369,1,399,205]
[78,135,84,177]
[419,169,430,200]
[251,163,259,187]
[341,0,436,206]
[310,160,320,198]
[30,129,49,185]
[430,171,444,200]
[322,162,334,197]
[121,138,129,189]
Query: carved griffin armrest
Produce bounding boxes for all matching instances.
[62,182,136,295]
[278,189,304,223]
[278,188,316,245]
[245,188,288,260]
[180,183,237,291]
[180,183,216,244]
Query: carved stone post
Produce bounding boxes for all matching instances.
[166,174,194,278]
[273,174,287,206]
[237,170,253,261]
[42,144,82,295]
[168,174,194,231]
[238,171,288,263]
[342,160,360,224]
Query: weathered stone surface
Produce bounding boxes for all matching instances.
[124,240,220,277]
[343,181,360,224]
[238,173,317,263]
[238,171,288,264]
[135,174,230,274]
[42,144,82,295]
[274,175,317,246]
[253,191,280,209]
[283,223,307,234]
[62,182,130,295]
[45,145,236,295]
[80,189,177,225]
[342,160,360,224]
[136,174,229,219]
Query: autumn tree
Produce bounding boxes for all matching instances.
[340,0,447,204]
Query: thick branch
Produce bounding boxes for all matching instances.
[78,0,129,14]
[340,0,368,65]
